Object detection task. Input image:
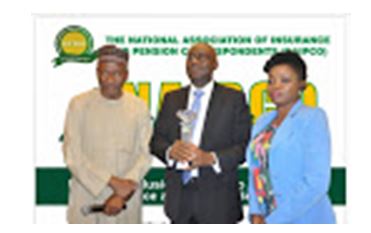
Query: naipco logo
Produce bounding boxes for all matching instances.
[53,25,95,67]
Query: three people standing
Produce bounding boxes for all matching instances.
[63,43,335,224]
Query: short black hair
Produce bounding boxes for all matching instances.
[263,51,307,81]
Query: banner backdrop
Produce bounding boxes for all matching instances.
[35,15,346,223]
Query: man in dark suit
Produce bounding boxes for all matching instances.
[150,43,251,223]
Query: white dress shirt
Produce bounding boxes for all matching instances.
[167,81,222,176]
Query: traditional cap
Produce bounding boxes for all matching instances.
[97,44,129,64]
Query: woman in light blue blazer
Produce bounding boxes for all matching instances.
[247,51,336,224]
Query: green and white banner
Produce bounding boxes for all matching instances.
[35,15,346,223]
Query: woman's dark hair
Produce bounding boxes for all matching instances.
[263,51,307,81]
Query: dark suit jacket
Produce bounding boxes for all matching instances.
[150,82,251,223]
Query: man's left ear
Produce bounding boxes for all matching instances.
[123,71,129,82]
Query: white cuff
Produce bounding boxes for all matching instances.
[210,152,222,174]
[165,146,176,167]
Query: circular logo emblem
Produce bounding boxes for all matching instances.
[53,25,95,67]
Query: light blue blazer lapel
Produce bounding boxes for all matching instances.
[251,111,276,139]
[270,100,303,150]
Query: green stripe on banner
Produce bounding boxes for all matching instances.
[36,167,346,205]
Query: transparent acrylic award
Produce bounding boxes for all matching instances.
[175,109,197,170]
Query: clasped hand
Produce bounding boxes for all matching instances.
[169,140,215,169]
[103,177,137,216]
